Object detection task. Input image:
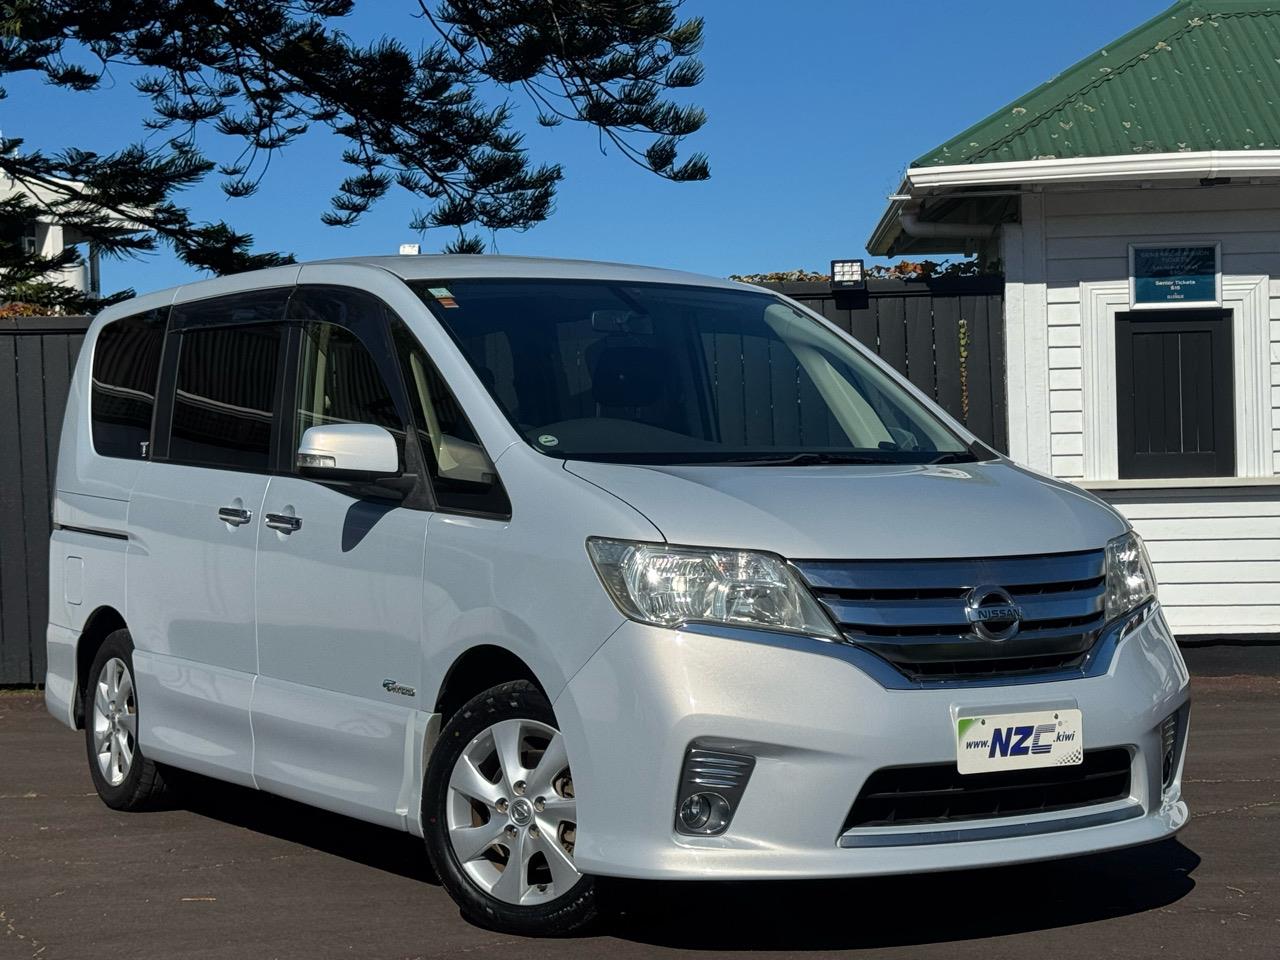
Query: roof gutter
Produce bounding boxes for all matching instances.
[907,149,1280,191]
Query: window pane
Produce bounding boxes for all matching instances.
[411,280,971,465]
[91,309,166,459]
[170,288,291,331]
[391,321,509,516]
[296,321,405,468]
[170,324,281,471]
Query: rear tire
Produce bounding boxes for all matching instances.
[423,680,596,936]
[83,630,168,810]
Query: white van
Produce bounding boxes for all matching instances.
[46,256,1189,935]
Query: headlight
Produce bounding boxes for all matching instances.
[587,538,839,640]
[1104,531,1158,622]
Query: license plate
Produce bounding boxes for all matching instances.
[956,709,1083,774]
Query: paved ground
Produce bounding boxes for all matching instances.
[2,648,1278,960]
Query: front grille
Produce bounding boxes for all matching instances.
[793,550,1107,681]
[843,748,1132,829]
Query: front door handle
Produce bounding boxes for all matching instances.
[217,506,253,526]
[264,513,302,534]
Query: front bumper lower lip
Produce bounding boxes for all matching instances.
[838,799,1141,847]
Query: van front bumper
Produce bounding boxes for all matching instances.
[554,606,1189,880]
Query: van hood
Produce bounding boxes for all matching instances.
[564,459,1127,560]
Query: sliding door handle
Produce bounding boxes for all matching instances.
[217,506,253,527]
[264,513,302,534]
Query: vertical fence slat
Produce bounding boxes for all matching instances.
[742,331,772,446]
[0,334,28,684]
[713,331,746,445]
[987,291,1008,452]
[34,335,73,683]
[932,296,964,424]
[768,338,800,447]
[848,303,877,353]
[905,295,936,398]
[964,295,996,447]
[876,296,908,376]
[818,295,851,336]
[17,336,49,685]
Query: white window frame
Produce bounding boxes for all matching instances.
[1079,274,1270,480]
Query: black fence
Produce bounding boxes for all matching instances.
[1,315,89,685]
[0,279,1008,686]
[762,277,1007,452]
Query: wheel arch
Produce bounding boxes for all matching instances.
[433,645,546,723]
[73,605,128,729]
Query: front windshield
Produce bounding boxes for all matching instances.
[412,279,978,465]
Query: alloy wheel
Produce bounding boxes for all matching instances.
[92,657,136,787]
[445,718,580,906]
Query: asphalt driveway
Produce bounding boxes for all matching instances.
[1,647,1277,960]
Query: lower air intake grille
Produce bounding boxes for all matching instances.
[843,748,1132,830]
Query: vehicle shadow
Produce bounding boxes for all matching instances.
[166,769,1197,950]
[169,771,439,885]
[597,839,1200,951]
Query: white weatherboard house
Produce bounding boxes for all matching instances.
[870,0,1280,638]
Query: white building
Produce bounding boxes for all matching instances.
[870,0,1280,638]
[2,175,108,300]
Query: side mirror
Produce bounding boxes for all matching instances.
[297,423,400,480]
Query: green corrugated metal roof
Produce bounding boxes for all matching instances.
[916,0,1280,167]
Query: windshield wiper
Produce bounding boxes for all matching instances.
[707,452,890,466]
[926,451,979,464]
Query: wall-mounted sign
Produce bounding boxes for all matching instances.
[1129,243,1221,309]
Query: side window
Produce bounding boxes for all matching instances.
[391,321,510,517]
[295,321,406,470]
[91,309,166,459]
[169,323,283,471]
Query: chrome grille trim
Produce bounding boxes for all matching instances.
[792,550,1108,682]
[675,600,1160,690]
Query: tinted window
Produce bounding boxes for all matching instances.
[91,309,166,459]
[296,320,406,470]
[411,280,973,465]
[392,321,509,516]
[169,324,282,471]
[170,287,291,331]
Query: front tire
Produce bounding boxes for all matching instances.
[423,681,596,936]
[84,630,168,810]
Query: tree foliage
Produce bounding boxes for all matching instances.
[0,0,708,311]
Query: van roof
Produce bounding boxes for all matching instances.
[316,254,745,290]
[91,255,761,330]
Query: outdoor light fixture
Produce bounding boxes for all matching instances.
[831,258,867,290]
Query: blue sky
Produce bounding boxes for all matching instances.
[4,1,1172,295]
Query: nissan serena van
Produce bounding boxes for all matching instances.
[47,256,1189,935]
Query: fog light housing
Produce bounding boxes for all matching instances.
[678,792,731,833]
[674,747,755,836]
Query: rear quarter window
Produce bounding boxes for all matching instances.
[91,309,167,459]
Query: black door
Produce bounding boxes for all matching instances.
[1115,309,1234,480]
